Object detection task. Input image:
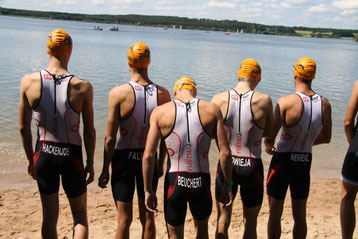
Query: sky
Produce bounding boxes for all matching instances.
[1,0,358,30]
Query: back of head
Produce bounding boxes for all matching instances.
[293,57,316,80]
[237,58,261,81]
[173,76,197,96]
[127,42,151,69]
[47,29,72,58]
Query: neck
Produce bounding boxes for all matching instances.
[130,67,151,84]
[295,77,314,95]
[234,81,255,94]
[46,55,69,76]
[175,90,195,102]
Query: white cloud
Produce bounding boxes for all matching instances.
[286,0,310,5]
[340,9,358,15]
[207,0,236,8]
[308,4,330,13]
[54,0,79,4]
[265,3,281,8]
[254,2,262,7]
[280,2,292,8]
[332,0,358,9]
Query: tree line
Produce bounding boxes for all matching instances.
[1,7,357,39]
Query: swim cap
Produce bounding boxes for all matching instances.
[47,29,72,57]
[237,58,261,81]
[293,57,316,80]
[173,76,197,96]
[127,42,150,68]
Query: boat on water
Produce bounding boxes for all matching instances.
[93,26,103,31]
[225,31,231,35]
[109,26,119,31]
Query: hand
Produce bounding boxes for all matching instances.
[85,164,95,185]
[220,186,233,207]
[144,191,158,213]
[98,171,109,188]
[27,161,36,180]
[265,145,276,155]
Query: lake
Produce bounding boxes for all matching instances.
[1,15,357,183]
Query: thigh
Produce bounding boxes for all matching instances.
[189,173,212,222]
[60,145,86,198]
[164,173,188,226]
[266,153,290,200]
[111,150,136,202]
[290,154,312,200]
[34,142,60,195]
[239,158,264,207]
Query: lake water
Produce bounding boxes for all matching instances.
[1,15,357,183]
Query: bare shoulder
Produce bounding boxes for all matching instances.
[320,95,331,109]
[156,84,171,105]
[199,100,221,116]
[277,94,298,106]
[70,77,93,94]
[152,101,175,124]
[252,91,272,105]
[211,91,228,106]
[20,72,41,88]
[108,83,132,100]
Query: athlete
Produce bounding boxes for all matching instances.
[98,42,171,239]
[143,76,233,239]
[19,29,96,238]
[341,80,358,239]
[212,58,274,239]
[265,57,332,239]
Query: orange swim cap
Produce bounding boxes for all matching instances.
[47,29,72,57]
[237,58,261,81]
[127,42,150,68]
[173,76,197,96]
[293,57,316,80]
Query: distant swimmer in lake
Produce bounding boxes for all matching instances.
[265,57,332,239]
[142,76,233,239]
[98,42,171,239]
[341,80,358,239]
[19,29,96,238]
[211,58,274,239]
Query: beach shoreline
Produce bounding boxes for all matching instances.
[0,176,348,238]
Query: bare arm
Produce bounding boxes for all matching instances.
[344,81,358,143]
[262,96,274,139]
[264,101,283,155]
[19,76,36,179]
[214,106,233,206]
[143,109,162,212]
[157,86,171,177]
[98,88,120,188]
[313,97,332,145]
[82,82,96,185]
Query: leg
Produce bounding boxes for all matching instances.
[115,201,133,239]
[242,205,261,239]
[167,223,184,239]
[67,192,88,239]
[267,195,284,239]
[138,197,155,239]
[291,198,307,239]
[341,180,358,239]
[40,192,59,239]
[194,217,209,239]
[215,201,232,239]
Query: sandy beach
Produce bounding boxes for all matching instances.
[0,175,349,239]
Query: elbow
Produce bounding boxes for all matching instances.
[344,119,353,129]
[19,126,28,137]
[220,148,231,162]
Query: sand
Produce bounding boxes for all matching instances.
[0,175,350,239]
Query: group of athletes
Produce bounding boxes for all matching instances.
[18,28,358,239]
